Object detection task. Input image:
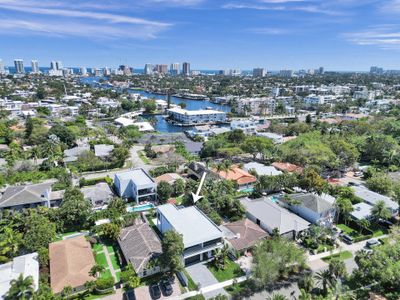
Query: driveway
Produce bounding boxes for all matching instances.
[134,278,181,300]
[129,145,153,172]
[186,264,229,299]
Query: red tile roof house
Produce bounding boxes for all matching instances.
[213,166,257,191]
[272,162,304,174]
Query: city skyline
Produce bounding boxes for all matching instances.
[1,0,400,70]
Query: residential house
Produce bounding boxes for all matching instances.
[0,253,39,298]
[222,219,269,254]
[114,168,157,204]
[352,185,399,216]
[243,162,282,177]
[81,182,114,209]
[94,144,114,158]
[230,119,258,134]
[49,236,95,294]
[213,166,257,191]
[63,146,90,163]
[351,202,373,221]
[167,107,227,125]
[240,197,310,239]
[154,173,183,185]
[0,181,62,211]
[272,162,304,174]
[118,217,163,278]
[287,193,336,227]
[156,204,223,266]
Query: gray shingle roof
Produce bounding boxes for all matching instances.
[290,193,335,214]
[0,182,53,208]
[118,219,162,275]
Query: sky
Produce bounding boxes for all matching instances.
[1,0,400,71]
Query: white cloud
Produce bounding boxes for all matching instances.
[344,25,400,49]
[248,27,290,34]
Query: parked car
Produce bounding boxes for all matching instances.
[123,289,136,300]
[161,279,173,296]
[354,171,363,177]
[150,284,161,300]
[366,239,381,248]
[362,247,373,255]
[378,219,394,229]
[341,234,354,244]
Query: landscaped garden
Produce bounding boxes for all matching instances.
[91,239,124,282]
[207,259,244,282]
[321,251,353,263]
[337,221,388,242]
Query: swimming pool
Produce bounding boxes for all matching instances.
[240,188,254,193]
[270,196,279,203]
[127,203,155,213]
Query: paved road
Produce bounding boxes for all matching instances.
[185,264,229,299]
[129,145,153,172]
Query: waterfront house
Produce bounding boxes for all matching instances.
[156,204,223,266]
[167,107,227,125]
[114,168,157,204]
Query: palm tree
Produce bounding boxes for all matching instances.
[0,227,22,263]
[213,244,230,270]
[61,286,73,299]
[357,218,370,235]
[267,294,289,300]
[297,289,312,300]
[5,274,34,300]
[315,269,336,296]
[329,258,347,279]
[89,264,105,278]
[297,273,314,293]
[371,200,391,222]
[334,197,353,225]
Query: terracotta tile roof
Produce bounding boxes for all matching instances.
[225,219,269,251]
[215,166,257,185]
[49,236,95,294]
[272,162,303,174]
[154,173,183,185]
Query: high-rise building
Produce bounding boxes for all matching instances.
[80,67,87,76]
[155,64,168,74]
[370,66,383,75]
[56,61,63,70]
[50,61,57,70]
[14,59,24,74]
[103,67,111,76]
[318,67,324,75]
[182,62,190,76]
[279,69,294,78]
[119,65,131,76]
[31,60,39,73]
[0,59,5,75]
[253,68,266,77]
[170,63,180,75]
[144,63,153,75]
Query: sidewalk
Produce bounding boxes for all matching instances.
[176,275,248,300]
[307,234,388,262]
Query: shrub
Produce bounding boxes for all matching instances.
[95,277,114,291]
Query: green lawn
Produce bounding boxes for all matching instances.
[337,224,357,235]
[207,260,244,282]
[110,254,121,270]
[100,269,113,280]
[322,251,353,263]
[106,245,115,254]
[92,243,104,253]
[182,270,198,291]
[95,252,108,268]
[138,151,150,164]
[115,271,121,282]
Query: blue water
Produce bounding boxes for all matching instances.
[127,203,155,212]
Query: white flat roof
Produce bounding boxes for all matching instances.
[157,204,222,248]
[116,168,155,186]
[167,107,226,115]
[0,253,39,298]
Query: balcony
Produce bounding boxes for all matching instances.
[184,242,223,258]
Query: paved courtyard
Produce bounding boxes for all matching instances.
[186,263,229,299]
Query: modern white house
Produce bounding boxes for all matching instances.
[167,107,227,125]
[114,168,157,204]
[287,193,336,227]
[243,162,283,177]
[0,253,39,298]
[156,204,223,266]
[230,119,258,134]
